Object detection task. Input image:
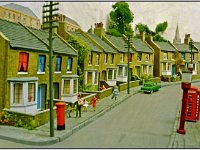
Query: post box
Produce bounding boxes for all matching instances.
[55,102,65,130]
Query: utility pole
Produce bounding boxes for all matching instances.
[42,1,59,137]
[189,38,194,64]
[125,34,133,94]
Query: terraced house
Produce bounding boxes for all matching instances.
[174,34,199,75]
[0,18,78,115]
[103,33,135,83]
[132,33,154,78]
[146,35,178,77]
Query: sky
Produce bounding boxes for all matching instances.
[0,1,200,43]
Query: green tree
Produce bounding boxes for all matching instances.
[109,2,134,36]
[155,21,168,34]
[67,36,91,91]
[135,21,168,42]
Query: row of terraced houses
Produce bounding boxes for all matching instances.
[0,3,200,125]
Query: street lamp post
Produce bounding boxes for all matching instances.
[177,69,192,134]
[125,34,133,94]
[42,1,59,137]
[189,39,194,64]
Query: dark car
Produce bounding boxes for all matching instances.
[140,82,161,94]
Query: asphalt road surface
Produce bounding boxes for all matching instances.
[1,83,199,148]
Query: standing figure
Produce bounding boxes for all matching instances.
[75,94,83,118]
[91,96,97,111]
[112,86,119,100]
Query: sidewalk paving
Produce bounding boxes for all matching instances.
[0,80,200,147]
[168,79,200,148]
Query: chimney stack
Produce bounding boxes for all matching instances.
[94,22,105,39]
[184,34,190,45]
[140,32,145,41]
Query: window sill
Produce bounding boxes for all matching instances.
[55,72,61,74]
[66,71,72,73]
[37,72,45,74]
[88,64,92,66]
[18,72,28,75]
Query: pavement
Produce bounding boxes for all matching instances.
[0,80,200,148]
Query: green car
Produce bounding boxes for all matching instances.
[140,82,161,94]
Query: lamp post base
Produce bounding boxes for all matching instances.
[177,129,186,134]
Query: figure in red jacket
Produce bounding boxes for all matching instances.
[91,96,97,111]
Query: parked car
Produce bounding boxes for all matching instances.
[140,82,161,94]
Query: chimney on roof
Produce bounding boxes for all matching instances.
[184,34,191,45]
[140,32,145,41]
[94,22,105,39]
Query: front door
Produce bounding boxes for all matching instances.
[172,65,176,76]
[37,84,47,110]
[37,86,41,110]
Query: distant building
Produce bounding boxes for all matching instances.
[0,3,41,29]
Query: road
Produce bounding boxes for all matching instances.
[1,83,199,148]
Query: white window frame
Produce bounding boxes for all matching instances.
[10,81,37,107]
[62,78,78,95]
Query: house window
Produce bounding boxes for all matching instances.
[18,52,29,72]
[14,83,23,104]
[120,53,124,62]
[96,53,100,65]
[55,56,62,72]
[89,53,93,65]
[38,55,46,72]
[87,72,92,84]
[145,54,150,61]
[130,53,133,62]
[190,53,194,61]
[124,66,127,76]
[111,54,114,64]
[67,57,73,72]
[73,79,77,93]
[28,83,35,102]
[11,81,37,106]
[114,70,117,79]
[164,52,168,60]
[104,53,108,64]
[94,72,98,84]
[181,53,185,60]
[108,70,112,80]
[118,66,123,76]
[63,80,70,94]
[137,52,142,61]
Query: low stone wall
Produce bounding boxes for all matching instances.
[118,80,140,91]
[83,87,113,100]
[2,108,56,129]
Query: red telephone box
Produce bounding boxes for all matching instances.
[55,102,65,130]
[185,86,198,122]
[196,90,200,120]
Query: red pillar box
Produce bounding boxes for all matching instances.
[185,86,198,122]
[196,90,200,120]
[55,102,65,130]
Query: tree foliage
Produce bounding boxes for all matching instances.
[67,36,91,91]
[155,21,168,34]
[109,2,134,36]
[135,21,168,42]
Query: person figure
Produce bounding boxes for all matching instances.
[75,94,83,118]
[91,96,97,111]
[83,99,89,111]
[100,85,106,90]
[111,85,119,100]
